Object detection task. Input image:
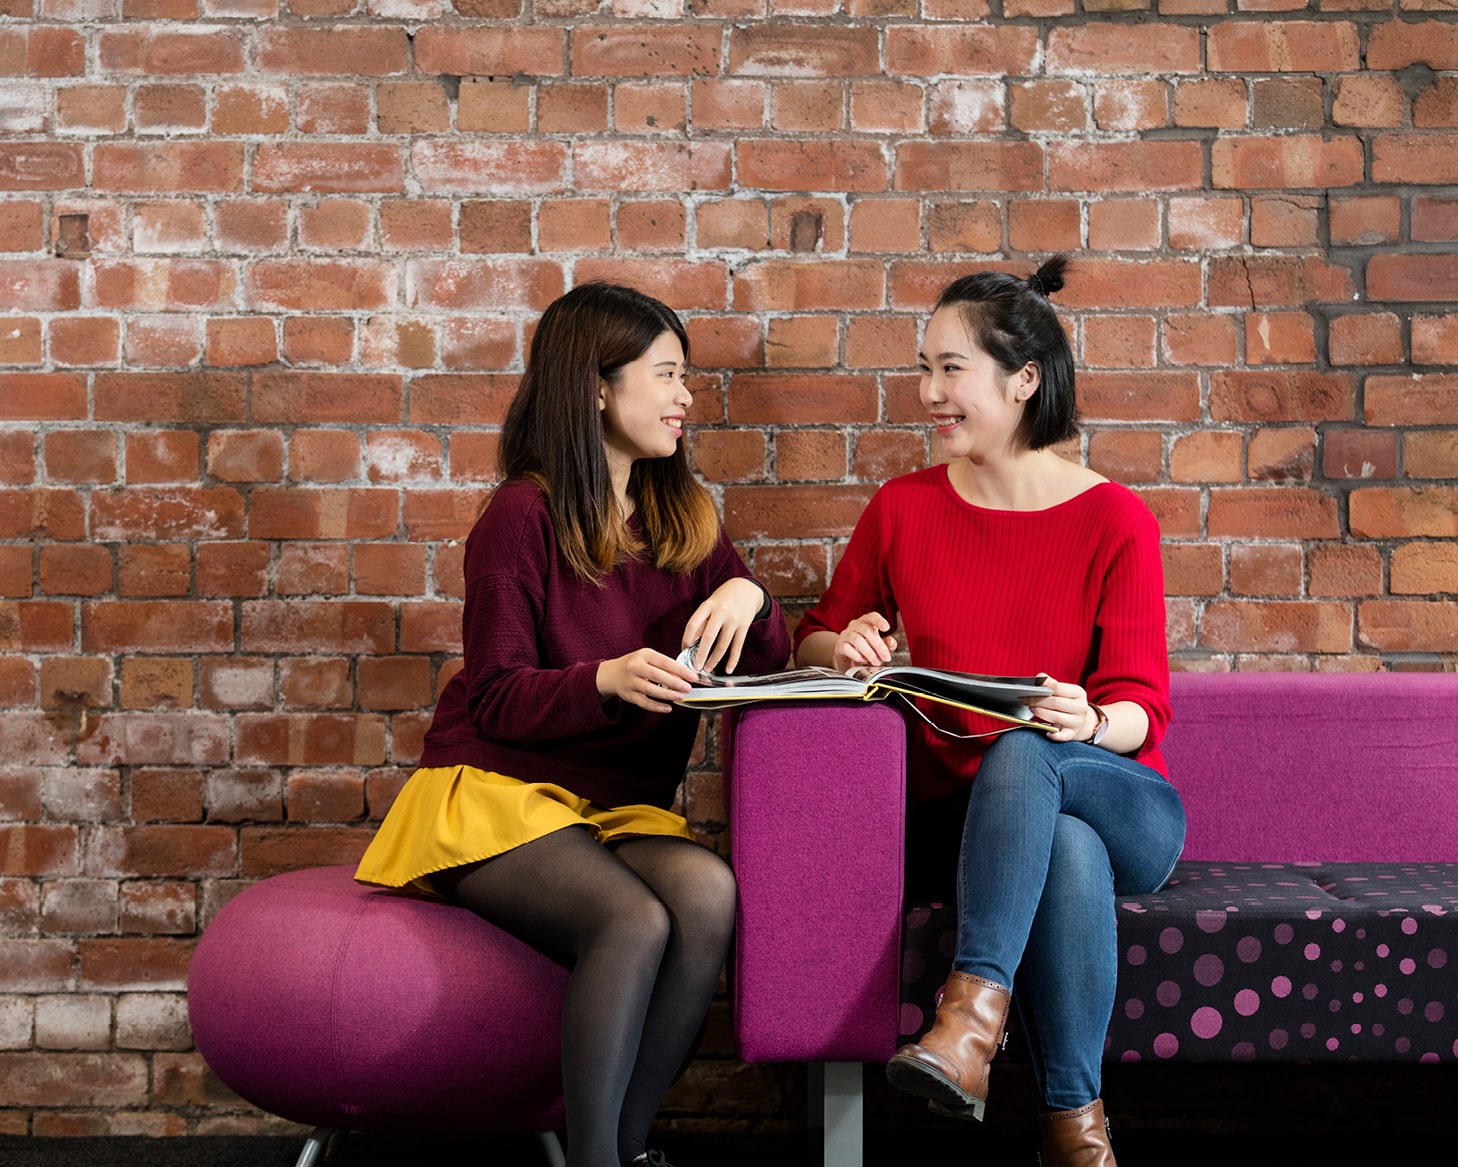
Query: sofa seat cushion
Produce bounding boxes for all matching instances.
[899,862,1458,1066]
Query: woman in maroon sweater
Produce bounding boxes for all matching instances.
[796,258,1185,1167]
[357,283,789,1167]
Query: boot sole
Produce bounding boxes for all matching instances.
[884,1055,986,1121]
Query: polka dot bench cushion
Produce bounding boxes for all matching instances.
[899,861,1458,1065]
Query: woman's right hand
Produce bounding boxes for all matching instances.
[833,612,898,673]
[596,649,698,714]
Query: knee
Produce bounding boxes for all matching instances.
[977,729,1059,788]
[1044,816,1112,905]
[674,850,738,942]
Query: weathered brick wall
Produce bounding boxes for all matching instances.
[2,0,1456,1138]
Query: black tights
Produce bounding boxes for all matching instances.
[433,828,737,1167]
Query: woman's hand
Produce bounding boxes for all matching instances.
[832,612,898,674]
[596,649,698,714]
[1026,674,1097,743]
[681,577,765,675]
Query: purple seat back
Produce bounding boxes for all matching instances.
[1165,672,1458,864]
[188,865,567,1133]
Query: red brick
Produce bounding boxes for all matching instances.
[1413,197,1458,242]
[399,601,462,654]
[575,258,727,310]
[91,486,245,541]
[1008,80,1084,133]
[1049,141,1201,192]
[43,430,117,484]
[886,23,1037,75]
[239,825,374,876]
[1252,77,1324,131]
[1207,20,1360,71]
[276,543,348,596]
[124,431,200,484]
[617,200,687,252]
[739,139,887,193]
[133,202,206,255]
[723,484,876,540]
[1247,426,1315,481]
[1173,78,1247,128]
[1251,194,1321,247]
[776,430,848,482]
[196,542,268,598]
[1333,74,1405,128]
[537,83,609,133]
[1009,199,1081,251]
[282,317,354,366]
[296,82,370,134]
[98,28,244,74]
[1358,601,1458,654]
[81,601,232,654]
[1365,374,1458,427]
[852,430,927,481]
[405,258,563,313]
[257,26,407,75]
[55,84,127,134]
[446,429,501,479]
[401,490,489,541]
[203,317,275,369]
[118,545,191,598]
[1214,136,1363,189]
[134,83,207,132]
[850,80,925,134]
[690,430,766,484]
[1372,134,1458,184]
[286,770,365,823]
[685,316,763,370]
[0,1051,150,1105]
[378,200,452,253]
[0,144,85,192]
[250,487,396,540]
[240,601,394,655]
[1367,19,1458,70]
[1086,430,1163,482]
[244,259,395,312]
[119,657,192,709]
[0,824,78,876]
[1308,544,1383,599]
[253,371,400,430]
[49,317,119,368]
[297,200,372,251]
[9,26,85,76]
[74,712,229,767]
[727,374,878,425]
[78,937,195,991]
[215,200,288,254]
[0,261,80,312]
[1244,312,1316,365]
[357,656,433,712]
[1368,253,1458,302]
[733,260,884,312]
[691,78,766,131]
[92,143,243,194]
[1390,541,1458,596]
[1329,196,1401,246]
[0,544,31,598]
[458,200,531,255]
[0,200,42,253]
[571,25,716,76]
[1046,22,1198,72]
[458,78,532,133]
[130,769,204,824]
[212,84,289,135]
[1162,543,1224,596]
[376,80,450,135]
[0,375,77,424]
[1202,600,1352,654]
[408,375,517,426]
[1208,257,1354,308]
[0,489,85,541]
[440,317,516,372]
[846,315,917,369]
[1229,542,1303,597]
[1413,313,1458,364]
[279,658,352,710]
[615,82,690,134]
[119,881,195,935]
[236,714,386,767]
[353,544,426,596]
[1210,371,1354,423]
[0,429,35,484]
[575,140,729,193]
[895,141,1041,192]
[769,80,843,132]
[38,545,112,596]
[1207,487,1340,539]
[1323,429,1398,480]
[1083,316,1157,369]
[198,657,271,711]
[1087,200,1160,251]
[1327,313,1402,367]
[845,200,921,255]
[769,197,846,252]
[254,145,404,195]
[0,707,70,762]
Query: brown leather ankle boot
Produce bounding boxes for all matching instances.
[1038,1098,1116,1167]
[884,972,1010,1121]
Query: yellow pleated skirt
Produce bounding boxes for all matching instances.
[354,765,698,898]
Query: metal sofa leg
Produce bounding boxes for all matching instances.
[294,1128,336,1167]
[810,1061,864,1167]
[538,1130,567,1167]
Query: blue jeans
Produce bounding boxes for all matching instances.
[954,730,1186,1111]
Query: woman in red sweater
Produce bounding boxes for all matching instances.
[795,257,1185,1167]
[357,283,789,1167]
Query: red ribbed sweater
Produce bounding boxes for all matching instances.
[795,465,1170,800]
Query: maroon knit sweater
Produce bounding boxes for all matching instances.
[796,465,1170,800]
[421,478,791,810]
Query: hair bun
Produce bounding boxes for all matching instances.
[1027,254,1070,299]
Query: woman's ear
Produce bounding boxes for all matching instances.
[1014,361,1040,402]
[598,378,608,411]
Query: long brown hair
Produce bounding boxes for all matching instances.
[499,282,719,580]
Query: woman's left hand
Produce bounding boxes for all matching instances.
[681,577,765,675]
[1026,674,1097,743]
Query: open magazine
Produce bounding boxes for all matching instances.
[676,663,1054,736]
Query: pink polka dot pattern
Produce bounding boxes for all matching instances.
[896,861,1458,1066]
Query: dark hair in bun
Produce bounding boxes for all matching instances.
[933,254,1078,450]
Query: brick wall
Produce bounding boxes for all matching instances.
[2,0,1456,1138]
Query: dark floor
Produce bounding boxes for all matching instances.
[0,1130,1452,1167]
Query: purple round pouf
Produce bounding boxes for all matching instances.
[187,865,567,1133]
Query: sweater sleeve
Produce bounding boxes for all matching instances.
[458,492,619,744]
[793,483,897,655]
[1084,497,1171,754]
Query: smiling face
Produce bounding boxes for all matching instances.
[918,305,1038,462]
[599,330,692,477]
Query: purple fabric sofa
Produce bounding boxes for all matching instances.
[727,672,1458,1166]
[187,865,569,1166]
